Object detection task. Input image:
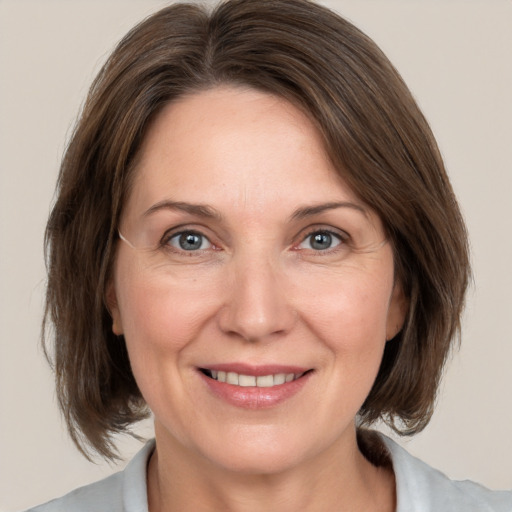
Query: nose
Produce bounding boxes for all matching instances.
[217,254,297,342]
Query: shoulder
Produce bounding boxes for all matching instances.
[380,434,512,512]
[24,440,155,512]
[25,471,124,512]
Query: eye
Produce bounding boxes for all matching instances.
[167,231,212,251]
[298,230,343,251]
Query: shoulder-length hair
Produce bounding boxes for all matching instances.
[44,0,470,460]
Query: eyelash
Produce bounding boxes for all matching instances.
[295,227,348,254]
[159,226,349,256]
[160,228,215,253]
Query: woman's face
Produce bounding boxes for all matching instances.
[110,86,406,474]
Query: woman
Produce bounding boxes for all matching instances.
[27,0,511,510]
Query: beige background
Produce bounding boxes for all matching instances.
[1,1,511,510]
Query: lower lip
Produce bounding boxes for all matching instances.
[199,371,312,409]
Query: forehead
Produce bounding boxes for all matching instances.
[124,86,365,221]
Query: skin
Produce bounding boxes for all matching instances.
[109,86,407,512]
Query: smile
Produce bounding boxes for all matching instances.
[198,364,313,408]
[200,369,305,387]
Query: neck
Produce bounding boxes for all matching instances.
[147,424,395,512]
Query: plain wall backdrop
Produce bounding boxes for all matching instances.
[1,1,511,510]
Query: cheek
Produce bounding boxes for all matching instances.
[291,263,394,404]
[294,267,393,350]
[113,269,217,413]
[114,264,219,358]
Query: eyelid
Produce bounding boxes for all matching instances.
[168,231,212,250]
[295,225,349,244]
[290,225,350,255]
[160,225,218,251]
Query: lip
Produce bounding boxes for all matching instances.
[198,363,313,409]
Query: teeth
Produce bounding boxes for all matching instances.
[207,370,302,387]
[239,374,256,387]
[273,373,286,385]
[256,375,274,387]
[227,371,238,385]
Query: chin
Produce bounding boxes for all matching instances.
[196,425,322,475]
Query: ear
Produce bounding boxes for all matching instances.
[106,279,124,336]
[385,281,408,341]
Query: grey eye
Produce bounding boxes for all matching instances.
[169,232,211,251]
[299,231,342,251]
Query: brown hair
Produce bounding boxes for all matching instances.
[44,0,470,460]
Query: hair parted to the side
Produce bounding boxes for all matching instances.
[44,0,470,461]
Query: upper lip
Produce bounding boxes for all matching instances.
[198,363,311,376]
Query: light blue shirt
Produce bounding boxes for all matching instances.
[25,434,512,511]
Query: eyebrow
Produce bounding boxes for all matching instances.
[143,200,221,219]
[290,201,368,220]
[142,200,367,222]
